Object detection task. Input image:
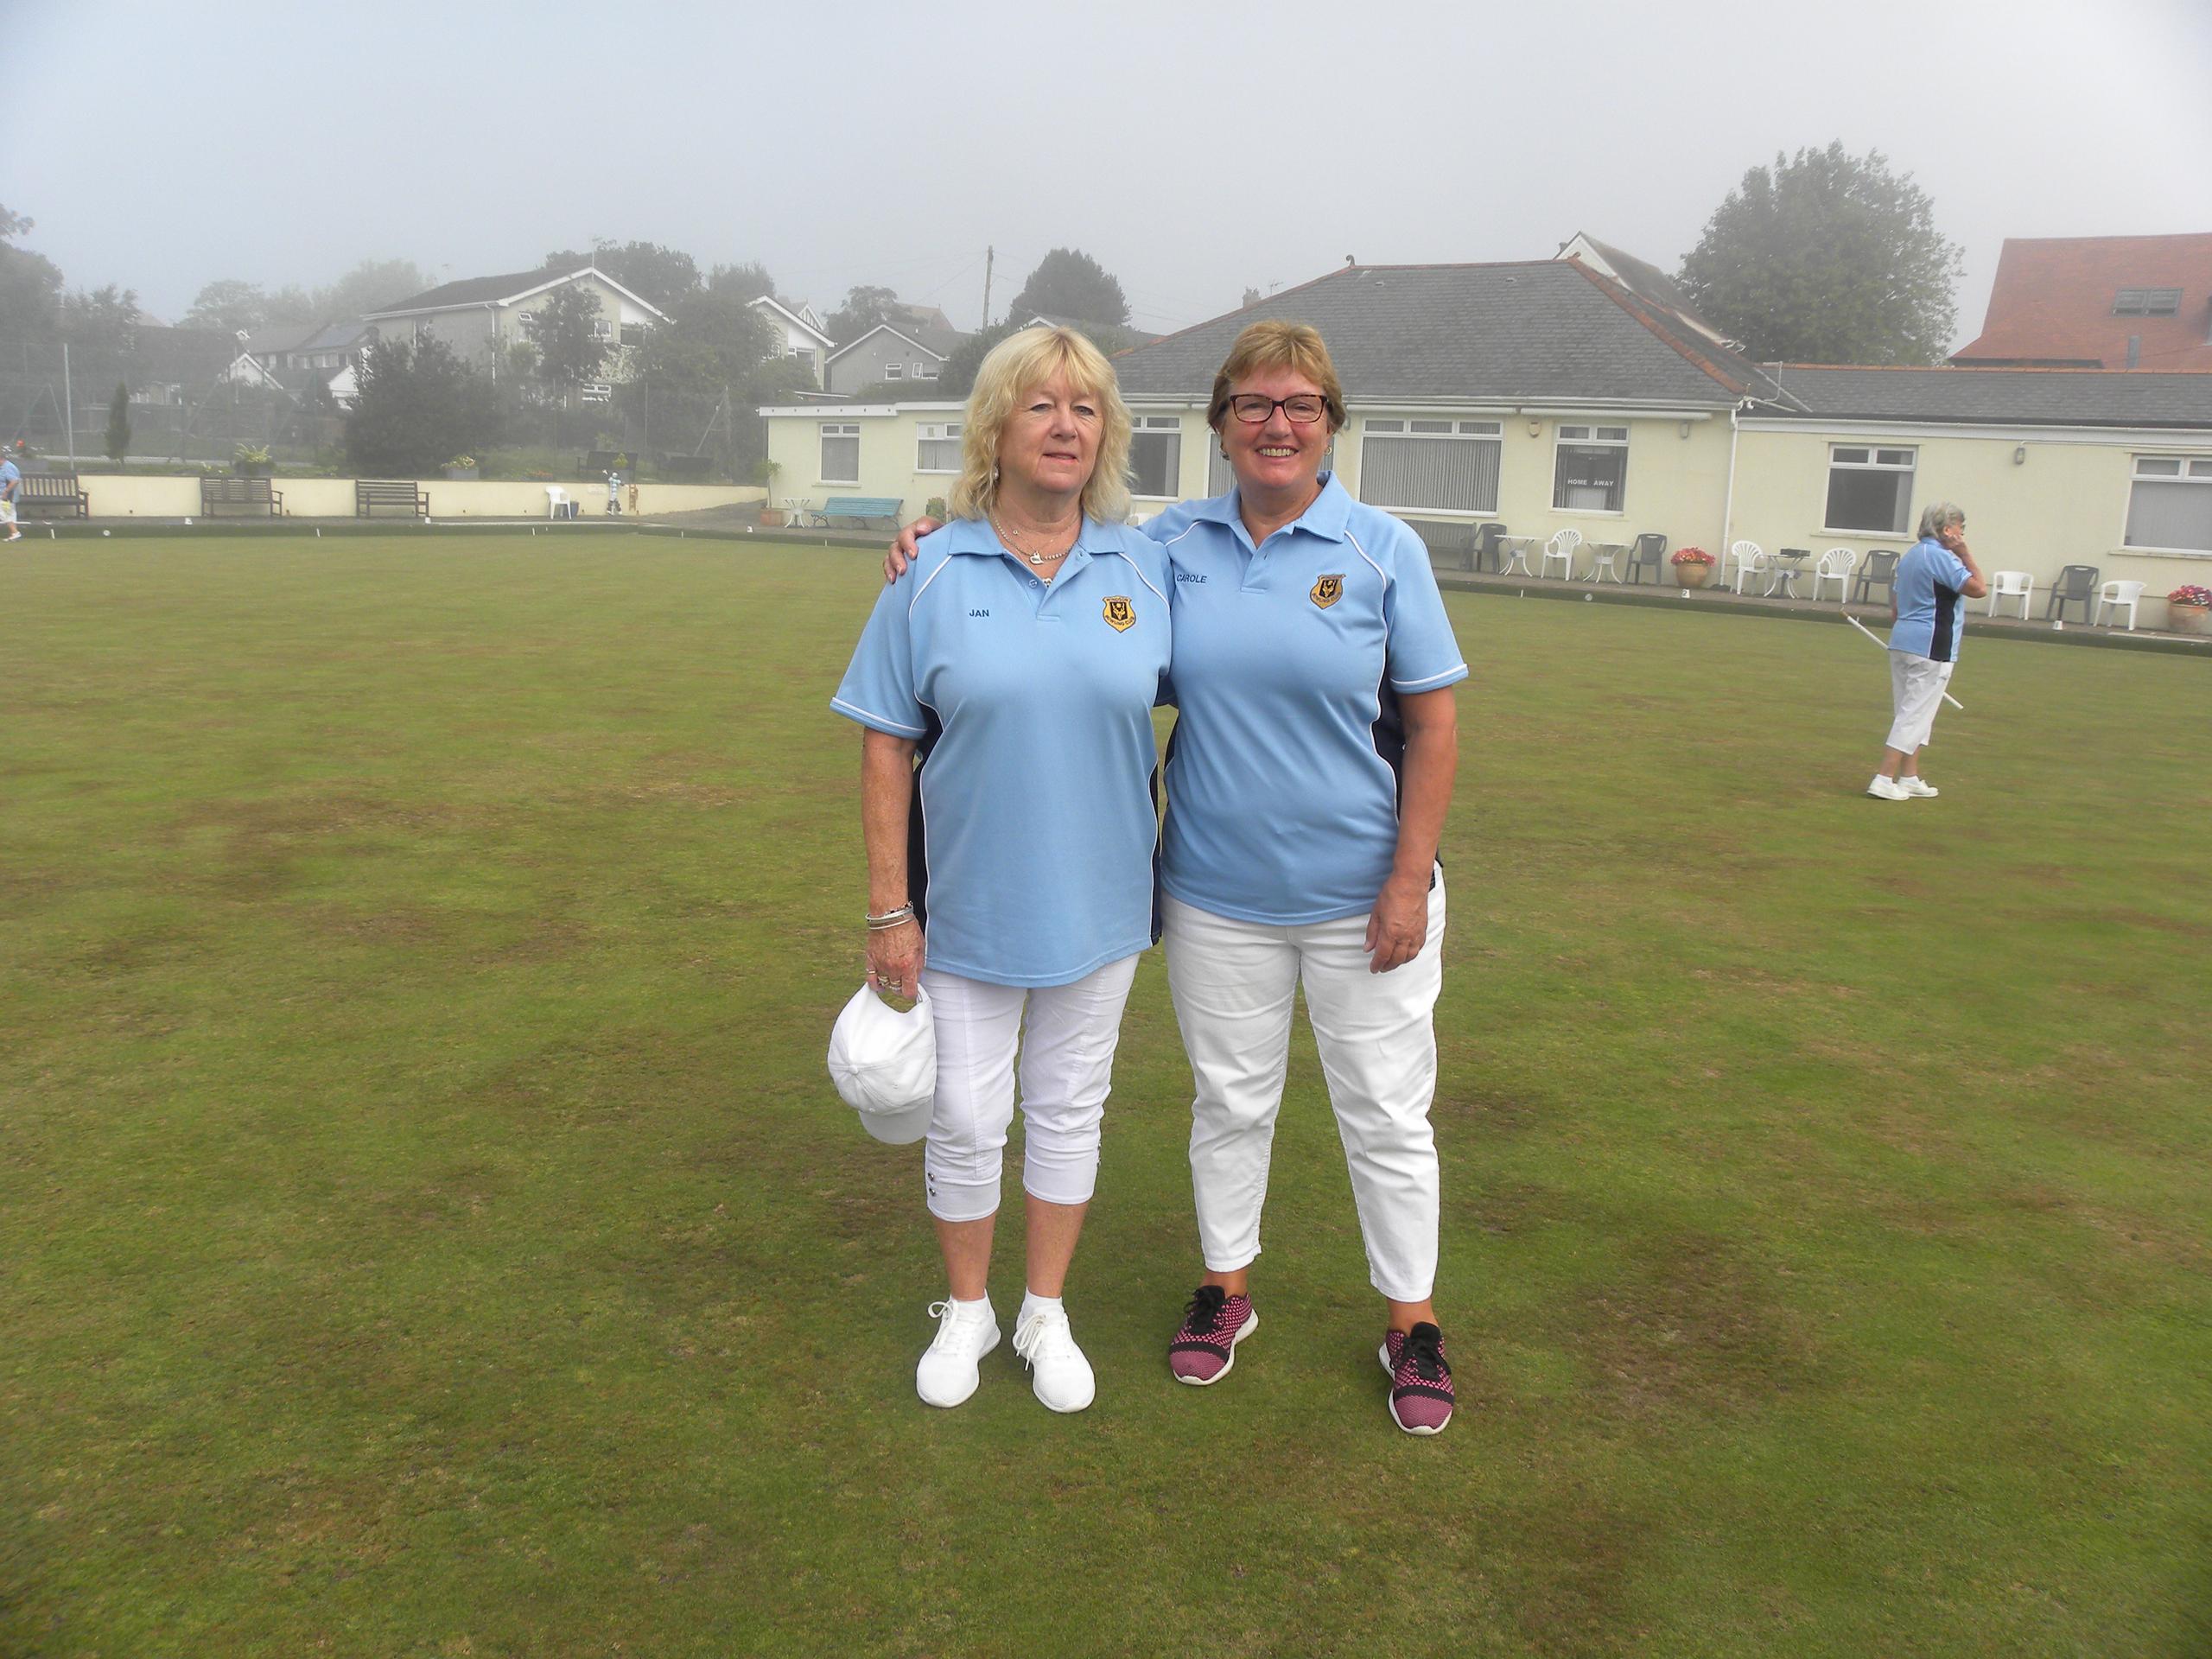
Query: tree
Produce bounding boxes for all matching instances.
[938,320,1021,398]
[1005,248,1128,328]
[60,285,141,359]
[638,282,777,396]
[709,261,776,303]
[314,258,429,320]
[345,336,499,474]
[1678,142,1964,365]
[181,278,270,337]
[0,204,63,339]
[104,381,131,463]
[825,284,898,345]
[530,283,609,397]
[544,240,702,316]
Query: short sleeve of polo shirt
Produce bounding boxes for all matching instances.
[830,563,931,740]
[1373,517,1468,693]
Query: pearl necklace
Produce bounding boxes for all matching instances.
[991,513,1077,567]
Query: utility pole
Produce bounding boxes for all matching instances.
[61,342,76,462]
[980,246,994,330]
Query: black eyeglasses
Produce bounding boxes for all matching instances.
[1227,393,1328,424]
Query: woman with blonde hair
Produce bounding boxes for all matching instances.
[832,327,1172,1414]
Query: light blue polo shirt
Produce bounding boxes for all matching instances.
[1144,474,1467,925]
[832,517,1173,988]
[0,458,19,500]
[1889,536,1972,663]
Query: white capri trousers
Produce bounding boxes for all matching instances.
[1163,876,1447,1305]
[1885,651,1955,753]
[916,954,1141,1224]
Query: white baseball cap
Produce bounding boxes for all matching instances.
[827,981,936,1144]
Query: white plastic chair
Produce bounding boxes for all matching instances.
[545,486,569,519]
[1730,543,1774,594]
[1986,569,2034,619]
[2094,579,2145,631]
[1811,547,1858,602]
[1539,528,1582,581]
[1722,539,1764,591]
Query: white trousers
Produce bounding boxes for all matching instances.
[1163,878,1446,1304]
[917,955,1141,1224]
[1885,652,1955,753]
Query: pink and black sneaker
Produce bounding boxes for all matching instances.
[1380,1321,1455,1434]
[1167,1283,1258,1385]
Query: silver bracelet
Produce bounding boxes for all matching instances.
[866,904,915,930]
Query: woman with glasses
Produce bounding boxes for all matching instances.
[887,321,1467,1434]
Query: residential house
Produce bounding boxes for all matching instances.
[1952,234,2212,371]
[824,321,962,395]
[363,264,670,393]
[240,318,373,406]
[764,251,2212,622]
[750,296,835,389]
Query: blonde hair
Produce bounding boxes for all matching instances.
[949,327,1132,524]
[1206,320,1347,435]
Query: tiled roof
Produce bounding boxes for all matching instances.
[1112,262,1747,408]
[1758,365,2212,428]
[1953,234,2212,371]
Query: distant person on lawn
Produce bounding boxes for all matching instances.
[1,445,22,542]
[833,327,1170,1415]
[1868,502,1985,801]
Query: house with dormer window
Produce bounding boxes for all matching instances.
[1952,233,2212,371]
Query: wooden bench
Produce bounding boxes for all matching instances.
[354,479,429,518]
[15,472,91,518]
[810,495,902,529]
[199,475,284,518]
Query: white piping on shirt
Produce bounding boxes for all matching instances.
[830,696,927,737]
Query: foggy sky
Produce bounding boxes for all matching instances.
[9,0,2210,347]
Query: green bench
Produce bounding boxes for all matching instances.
[810,495,902,529]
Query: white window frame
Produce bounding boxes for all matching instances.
[883,362,904,381]
[589,317,613,341]
[1551,423,1630,515]
[1357,417,1503,516]
[578,382,613,405]
[1128,415,1182,499]
[2121,454,2212,554]
[1822,443,1917,536]
[915,360,940,380]
[915,421,963,474]
[819,422,861,486]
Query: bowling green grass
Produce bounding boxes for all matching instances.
[3,537,2208,1658]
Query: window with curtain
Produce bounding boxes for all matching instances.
[819,423,860,484]
[1129,416,1182,499]
[1358,419,1500,513]
[915,422,962,474]
[2124,455,2212,550]
[1552,425,1629,512]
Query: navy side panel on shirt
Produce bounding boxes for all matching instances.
[831,518,1172,988]
[1889,537,1973,662]
[1144,474,1467,926]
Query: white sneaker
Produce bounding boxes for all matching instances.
[1012,1304,1095,1413]
[1897,776,1940,798]
[916,1299,999,1408]
[1866,776,1911,801]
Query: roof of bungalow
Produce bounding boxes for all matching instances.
[1756,365,2212,429]
[1111,261,1769,410]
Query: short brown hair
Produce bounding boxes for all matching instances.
[1206,321,1347,435]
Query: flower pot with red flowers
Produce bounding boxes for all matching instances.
[2169,584,2212,632]
[1670,547,1715,588]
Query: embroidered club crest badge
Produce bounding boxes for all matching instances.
[1103,595,1136,632]
[1311,574,1344,608]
